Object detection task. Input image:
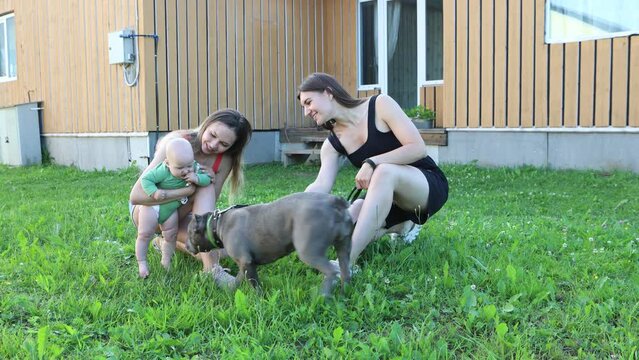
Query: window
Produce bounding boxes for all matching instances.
[0,13,17,81]
[357,1,442,108]
[546,0,639,43]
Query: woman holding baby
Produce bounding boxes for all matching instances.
[129,109,252,286]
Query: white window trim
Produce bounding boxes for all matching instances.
[416,0,426,92]
[544,1,639,44]
[0,12,17,83]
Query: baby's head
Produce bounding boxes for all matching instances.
[165,138,194,178]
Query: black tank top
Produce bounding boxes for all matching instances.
[328,95,441,172]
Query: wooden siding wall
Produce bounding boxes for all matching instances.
[0,0,364,134]
[442,0,639,129]
[0,0,146,134]
[148,0,335,131]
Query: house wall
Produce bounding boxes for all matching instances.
[441,0,639,129]
[0,0,362,136]
[0,0,149,134]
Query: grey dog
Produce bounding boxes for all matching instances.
[186,192,354,296]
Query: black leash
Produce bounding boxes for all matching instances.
[346,187,363,204]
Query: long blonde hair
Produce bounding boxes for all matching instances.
[189,109,252,198]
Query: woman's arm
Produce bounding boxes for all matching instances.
[305,140,341,193]
[129,131,196,205]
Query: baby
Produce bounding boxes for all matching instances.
[135,137,212,278]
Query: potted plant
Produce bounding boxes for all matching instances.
[404,105,435,129]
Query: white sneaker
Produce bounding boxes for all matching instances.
[389,223,422,244]
[208,264,236,289]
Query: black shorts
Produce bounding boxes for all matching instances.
[383,168,449,229]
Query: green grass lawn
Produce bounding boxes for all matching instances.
[1,163,637,359]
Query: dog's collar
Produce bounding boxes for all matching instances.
[205,210,224,249]
[204,204,250,249]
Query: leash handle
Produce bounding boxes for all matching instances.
[346,187,363,204]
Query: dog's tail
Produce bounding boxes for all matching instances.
[332,196,354,288]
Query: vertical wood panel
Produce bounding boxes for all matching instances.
[226,0,237,110]
[197,0,208,123]
[268,0,278,127]
[594,39,611,127]
[253,0,264,128]
[442,0,455,127]
[343,0,356,95]
[506,0,520,127]
[78,0,90,133]
[579,41,595,127]
[216,0,228,109]
[480,0,494,128]
[167,0,179,130]
[420,85,443,127]
[455,0,468,127]
[520,0,534,127]
[285,0,295,127]
[630,36,639,127]
[548,45,563,127]
[493,0,507,128]
[155,0,168,131]
[235,0,246,120]
[533,0,548,127]
[126,2,140,132]
[261,0,272,128]
[242,0,254,123]
[187,0,197,128]
[276,0,287,126]
[206,0,218,114]
[295,0,305,124]
[118,0,130,132]
[563,43,579,127]
[611,37,628,127]
[323,0,335,82]
[140,0,157,132]
[467,0,480,128]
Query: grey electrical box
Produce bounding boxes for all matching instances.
[0,102,42,166]
[108,29,135,64]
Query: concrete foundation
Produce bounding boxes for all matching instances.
[38,128,639,173]
[438,129,639,173]
[42,131,280,171]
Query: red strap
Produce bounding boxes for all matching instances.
[212,153,224,173]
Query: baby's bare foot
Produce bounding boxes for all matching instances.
[138,260,149,279]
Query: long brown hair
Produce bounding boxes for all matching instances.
[191,109,252,198]
[297,72,366,108]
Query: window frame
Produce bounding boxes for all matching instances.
[0,12,17,83]
[544,0,639,44]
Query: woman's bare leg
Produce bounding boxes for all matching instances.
[349,164,430,264]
